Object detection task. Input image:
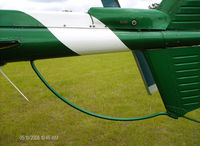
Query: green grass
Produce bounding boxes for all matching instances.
[0,52,199,146]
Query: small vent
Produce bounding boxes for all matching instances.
[173,53,200,109]
[168,0,200,30]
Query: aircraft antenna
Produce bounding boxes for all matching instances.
[0,67,30,102]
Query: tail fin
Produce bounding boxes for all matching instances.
[144,46,200,118]
[158,0,200,30]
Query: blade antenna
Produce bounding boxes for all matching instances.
[0,67,30,102]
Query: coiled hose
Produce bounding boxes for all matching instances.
[30,60,199,123]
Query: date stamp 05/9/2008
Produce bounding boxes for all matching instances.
[19,135,59,141]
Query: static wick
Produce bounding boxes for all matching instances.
[0,67,30,102]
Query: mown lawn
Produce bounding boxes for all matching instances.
[0,52,199,146]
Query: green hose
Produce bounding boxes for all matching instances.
[30,60,169,121]
[182,116,200,124]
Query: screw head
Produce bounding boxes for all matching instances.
[132,20,137,26]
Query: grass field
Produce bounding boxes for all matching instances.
[0,52,200,146]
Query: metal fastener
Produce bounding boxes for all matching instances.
[132,20,137,26]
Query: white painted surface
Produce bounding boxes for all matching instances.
[91,16,106,28]
[24,11,129,55]
[148,84,158,94]
[48,27,129,55]
[25,11,93,28]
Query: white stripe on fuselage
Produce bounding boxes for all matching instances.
[49,27,129,55]
[24,11,129,55]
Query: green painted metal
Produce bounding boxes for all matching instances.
[0,10,44,27]
[0,61,5,66]
[144,46,200,118]
[113,30,200,50]
[158,0,200,30]
[0,28,78,63]
[1,28,200,64]
[157,0,181,13]
[89,8,170,30]
[0,40,19,49]
[0,10,78,63]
